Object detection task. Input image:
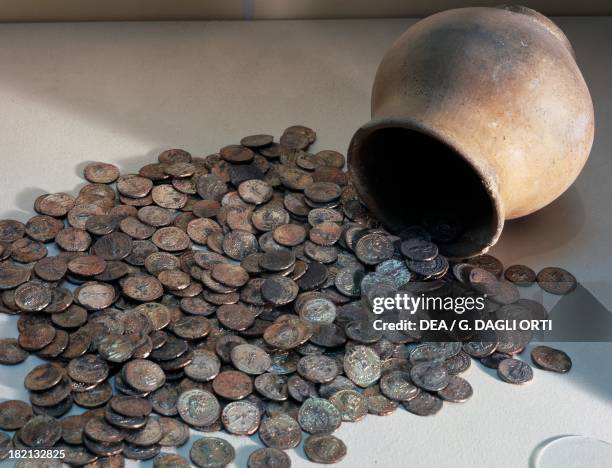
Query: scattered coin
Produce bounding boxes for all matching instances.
[531,346,572,373]
[190,436,235,468]
[247,447,291,468]
[402,391,443,416]
[537,267,577,295]
[497,358,534,384]
[304,434,347,464]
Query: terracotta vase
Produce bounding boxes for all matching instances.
[348,6,594,258]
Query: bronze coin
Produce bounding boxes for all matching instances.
[467,254,504,277]
[124,359,166,392]
[29,376,72,407]
[172,316,212,340]
[92,232,133,261]
[68,255,107,276]
[261,276,299,306]
[192,199,221,218]
[11,237,47,263]
[504,264,537,285]
[159,149,192,164]
[67,203,107,230]
[0,400,33,430]
[117,174,153,198]
[0,263,31,289]
[25,215,64,242]
[313,150,344,168]
[61,329,93,359]
[211,263,249,288]
[217,303,256,331]
[145,251,181,275]
[121,274,163,302]
[82,434,124,457]
[37,329,69,358]
[0,338,29,364]
[186,217,222,245]
[158,269,191,290]
[34,256,68,282]
[35,192,75,217]
[85,416,127,444]
[119,216,156,240]
[25,363,64,391]
[72,382,113,408]
[220,144,255,163]
[109,396,152,418]
[166,161,196,178]
[14,281,53,312]
[304,182,342,203]
[0,219,25,242]
[238,180,273,205]
[84,162,121,184]
[212,370,253,400]
[75,282,116,310]
[309,222,342,246]
[537,267,577,295]
[19,414,62,448]
[137,206,176,228]
[152,226,190,252]
[296,261,328,290]
[240,134,274,148]
[60,414,86,444]
[68,354,109,384]
[56,227,92,251]
[273,224,307,247]
[152,185,188,210]
[222,230,258,260]
[18,322,57,351]
[196,174,228,203]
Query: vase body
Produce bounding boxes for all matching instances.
[348,6,594,257]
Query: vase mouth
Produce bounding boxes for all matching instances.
[347,117,504,258]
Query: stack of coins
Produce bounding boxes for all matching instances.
[0,126,575,467]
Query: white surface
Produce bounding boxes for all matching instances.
[0,18,611,468]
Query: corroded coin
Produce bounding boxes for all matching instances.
[68,353,109,384]
[190,437,235,468]
[400,238,438,261]
[536,267,577,295]
[497,358,533,384]
[124,359,166,392]
[297,355,339,384]
[259,414,301,450]
[221,400,261,435]
[231,344,271,375]
[158,417,190,447]
[0,400,33,430]
[177,389,220,426]
[379,370,419,402]
[437,375,473,402]
[184,349,221,382]
[402,391,443,416]
[0,338,29,364]
[304,434,347,464]
[247,447,291,468]
[155,453,191,468]
[25,363,64,391]
[15,281,53,312]
[343,345,381,387]
[410,361,450,391]
[254,373,288,401]
[298,397,341,434]
[261,276,298,306]
[355,233,393,265]
[84,162,120,183]
[19,414,62,448]
[504,264,536,285]
[329,389,367,422]
[212,370,253,400]
[531,346,572,373]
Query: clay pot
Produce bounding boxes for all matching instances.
[348,6,594,257]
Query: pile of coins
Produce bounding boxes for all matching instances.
[0,125,575,467]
